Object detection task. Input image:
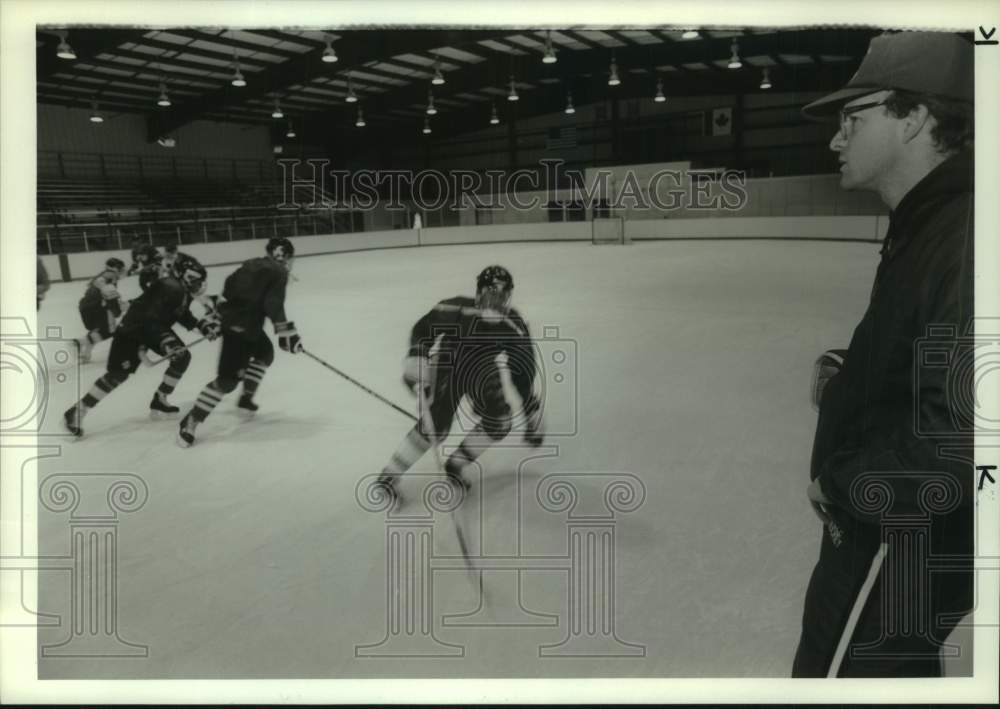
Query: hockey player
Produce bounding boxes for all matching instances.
[63,254,220,437]
[177,237,303,447]
[375,265,545,506]
[75,257,127,363]
[128,241,163,292]
[162,244,179,273]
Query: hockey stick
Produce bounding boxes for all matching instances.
[143,335,208,366]
[416,381,485,602]
[827,541,889,677]
[302,348,417,422]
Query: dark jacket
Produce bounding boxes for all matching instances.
[408,296,537,403]
[117,276,199,343]
[811,150,974,555]
[220,256,290,339]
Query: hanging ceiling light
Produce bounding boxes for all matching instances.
[564,92,575,115]
[422,116,432,135]
[286,121,296,139]
[156,82,171,107]
[426,89,437,116]
[231,54,246,87]
[489,102,499,125]
[608,55,621,86]
[760,67,772,90]
[89,99,104,124]
[322,37,338,63]
[431,59,445,85]
[355,106,365,128]
[654,77,666,103]
[542,30,557,64]
[55,31,76,60]
[681,29,699,40]
[507,75,519,101]
[345,75,358,103]
[727,40,742,69]
[271,98,284,119]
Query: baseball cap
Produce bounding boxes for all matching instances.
[802,31,973,119]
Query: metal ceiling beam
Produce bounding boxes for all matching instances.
[313,58,860,161]
[36,29,149,82]
[298,28,874,140]
[147,29,513,140]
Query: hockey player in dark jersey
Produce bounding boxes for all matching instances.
[63,254,221,437]
[161,244,179,276]
[375,265,545,506]
[75,257,127,363]
[127,240,157,275]
[177,237,303,447]
[128,242,163,292]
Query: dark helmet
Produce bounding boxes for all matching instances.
[266,237,295,263]
[475,265,514,311]
[106,257,126,272]
[476,265,514,292]
[164,244,178,255]
[172,253,207,294]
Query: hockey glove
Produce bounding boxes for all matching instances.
[811,349,846,411]
[197,317,221,341]
[523,396,545,447]
[276,320,303,354]
[402,355,434,396]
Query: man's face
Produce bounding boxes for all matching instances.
[829,90,899,191]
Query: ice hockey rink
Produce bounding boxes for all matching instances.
[29,236,974,679]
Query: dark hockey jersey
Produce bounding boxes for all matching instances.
[220,256,290,338]
[408,296,537,401]
[79,268,122,314]
[128,244,161,276]
[116,276,199,339]
[138,264,162,292]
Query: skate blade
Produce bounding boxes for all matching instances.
[236,409,256,420]
[176,433,193,448]
[150,410,180,420]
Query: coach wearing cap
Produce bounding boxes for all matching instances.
[793,32,974,677]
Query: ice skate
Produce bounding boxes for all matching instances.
[374,475,403,511]
[63,406,84,438]
[150,391,180,419]
[177,413,199,448]
[236,394,259,418]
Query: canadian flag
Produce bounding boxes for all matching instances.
[711,107,733,136]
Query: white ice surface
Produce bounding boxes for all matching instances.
[34,238,954,679]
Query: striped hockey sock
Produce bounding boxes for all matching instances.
[157,362,187,396]
[445,424,492,475]
[381,425,433,479]
[190,381,225,422]
[241,360,268,399]
[78,374,124,413]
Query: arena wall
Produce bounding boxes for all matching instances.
[40,215,887,282]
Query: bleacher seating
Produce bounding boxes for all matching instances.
[36,176,341,254]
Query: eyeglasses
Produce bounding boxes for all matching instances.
[838,99,888,138]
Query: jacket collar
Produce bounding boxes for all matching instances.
[883,149,973,256]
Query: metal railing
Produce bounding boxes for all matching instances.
[36,209,357,255]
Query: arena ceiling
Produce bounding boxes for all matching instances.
[37,27,880,150]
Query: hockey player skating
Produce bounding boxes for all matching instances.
[127,239,159,276]
[63,254,220,437]
[130,242,163,292]
[375,265,545,507]
[177,237,303,447]
[161,244,179,273]
[75,257,126,363]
